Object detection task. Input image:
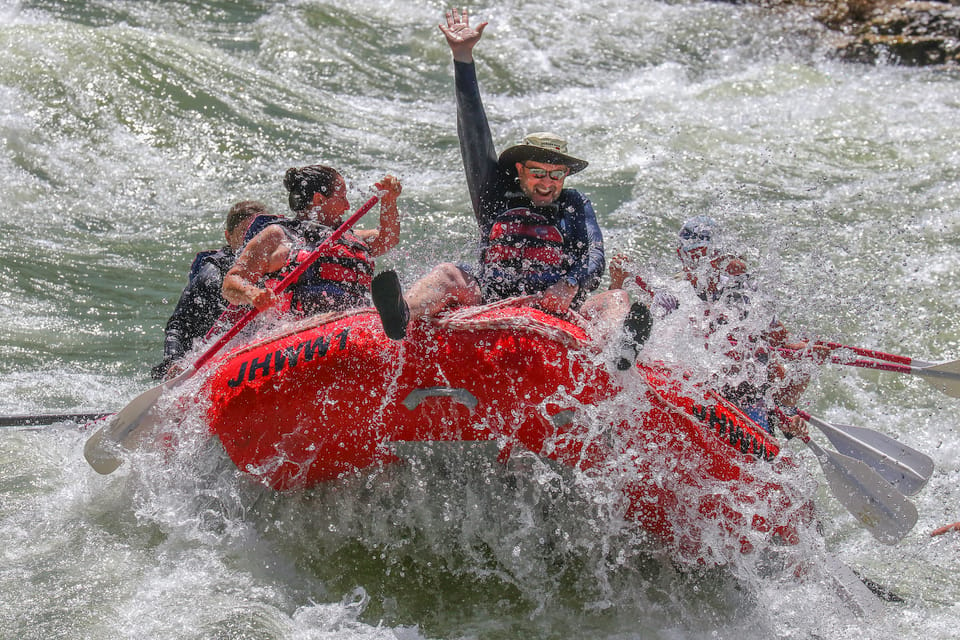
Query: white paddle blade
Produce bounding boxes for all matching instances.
[805,439,918,545]
[82,368,194,474]
[83,425,125,474]
[821,555,886,619]
[810,417,933,496]
[82,200,375,476]
[917,359,960,399]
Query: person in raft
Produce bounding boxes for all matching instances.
[371,8,651,369]
[151,199,266,380]
[609,216,812,434]
[222,165,401,317]
[609,215,753,316]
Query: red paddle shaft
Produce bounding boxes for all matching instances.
[194,195,379,371]
[813,341,918,366]
[777,347,923,376]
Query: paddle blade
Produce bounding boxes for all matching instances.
[916,359,960,399]
[83,368,194,474]
[83,425,126,475]
[805,438,918,544]
[84,196,378,475]
[821,555,886,619]
[810,416,933,496]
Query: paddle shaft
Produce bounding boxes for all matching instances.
[778,341,960,402]
[0,412,112,427]
[825,356,931,377]
[813,341,923,367]
[83,195,379,474]
[779,347,954,378]
[194,195,379,371]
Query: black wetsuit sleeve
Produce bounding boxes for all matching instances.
[152,261,227,378]
[454,60,499,226]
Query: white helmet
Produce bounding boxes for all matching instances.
[677,216,718,267]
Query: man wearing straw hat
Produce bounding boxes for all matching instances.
[373,8,649,366]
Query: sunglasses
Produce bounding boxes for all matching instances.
[523,166,569,180]
[679,229,712,243]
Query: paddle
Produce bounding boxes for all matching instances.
[798,433,918,544]
[83,195,380,475]
[813,341,935,368]
[0,412,112,428]
[828,356,960,398]
[796,409,933,496]
[778,345,960,399]
[821,554,887,618]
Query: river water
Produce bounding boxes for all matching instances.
[2,0,959,638]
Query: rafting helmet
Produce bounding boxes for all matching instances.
[677,216,718,268]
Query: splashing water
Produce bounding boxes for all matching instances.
[3,1,960,638]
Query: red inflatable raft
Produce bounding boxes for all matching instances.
[200,303,812,560]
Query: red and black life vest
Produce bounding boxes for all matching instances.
[480,204,567,298]
[264,218,374,315]
[485,207,564,268]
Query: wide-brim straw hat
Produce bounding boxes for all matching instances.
[497,132,589,175]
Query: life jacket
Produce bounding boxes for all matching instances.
[480,198,567,298]
[243,213,284,244]
[263,218,374,315]
[187,247,234,284]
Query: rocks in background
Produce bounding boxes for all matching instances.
[721,0,960,65]
[819,0,960,65]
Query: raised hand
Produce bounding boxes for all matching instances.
[438,7,488,63]
[608,253,633,290]
[375,174,402,203]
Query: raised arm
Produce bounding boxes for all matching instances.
[439,7,487,63]
[440,9,499,220]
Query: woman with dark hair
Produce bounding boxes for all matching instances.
[222,165,401,316]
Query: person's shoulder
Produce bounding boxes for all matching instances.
[557,190,595,218]
[191,253,231,288]
[188,248,226,280]
[245,213,287,242]
[251,219,293,244]
[189,249,218,269]
[559,188,591,206]
[197,259,226,278]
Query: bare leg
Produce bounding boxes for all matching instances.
[579,289,652,370]
[579,289,632,337]
[405,263,482,320]
[374,263,483,340]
